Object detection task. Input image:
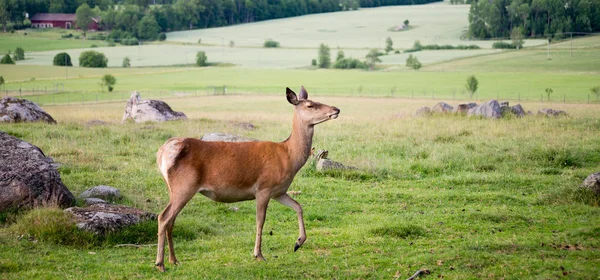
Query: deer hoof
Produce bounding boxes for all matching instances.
[294,242,302,252]
[254,254,266,261]
[156,263,165,272]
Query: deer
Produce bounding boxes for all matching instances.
[155,86,340,272]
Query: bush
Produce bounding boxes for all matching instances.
[90,44,98,48]
[87,33,107,40]
[263,39,280,48]
[121,37,139,46]
[74,35,80,39]
[405,54,421,70]
[311,59,317,66]
[158,33,166,41]
[61,33,73,39]
[79,51,108,68]
[122,57,131,68]
[318,43,331,68]
[1,54,15,64]
[196,51,208,66]
[107,42,116,47]
[100,74,116,92]
[492,41,516,49]
[107,30,132,41]
[333,58,366,69]
[14,47,25,61]
[53,53,73,66]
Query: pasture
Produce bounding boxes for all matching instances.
[0,95,599,278]
[0,29,108,53]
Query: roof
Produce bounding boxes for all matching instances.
[30,13,76,22]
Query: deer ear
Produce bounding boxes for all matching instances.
[286,87,299,105]
[299,86,308,100]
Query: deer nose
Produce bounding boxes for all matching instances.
[333,107,340,114]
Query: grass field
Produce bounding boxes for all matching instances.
[0,96,599,278]
[0,29,109,53]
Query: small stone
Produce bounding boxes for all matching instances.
[79,185,121,201]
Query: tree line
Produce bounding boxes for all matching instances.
[1,0,441,38]
[468,0,600,39]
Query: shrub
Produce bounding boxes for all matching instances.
[87,33,106,40]
[53,53,73,66]
[197,38,202,44]
[14,47,25,60]
[318,43,331,68]
[311,59,317,66]
[90,44,98,48]
[121,37,139,46]
[158,33,166,41]
[100,74,116,92]
[333,58,366,69]
[336,50,345,62]
[492,41,516,49]
[405,54,421,70]
[122,57,131,68]
[61,33,73,39]
[79,51,108,68]
[263,39,280,48]
[1,54,15,64]
[107,42,116,47]
[196,51,208,66]
[107,30,131,41]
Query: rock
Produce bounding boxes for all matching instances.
[201,132,256,142]
[121,91,187,123]
[79,185,121,201]
[499,101,511,115]
[0,96,56,124]
[0,131,75,211]
[232,122,256,130]
[316,159,357,171]
[537,108,568,117]
[467,100,501,119]
[582,172,600,195]
[453,104,471,115]
[431,102,454,114]
[415,106,431,117]
[510,104,526,117]
[64,203,156,235]
[84,198,107,206]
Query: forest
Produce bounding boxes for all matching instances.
[468,0,600,39]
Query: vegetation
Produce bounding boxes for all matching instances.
[79,51,108,68]
[405,40,480,53]
[1,54,15,64]
[75,4,95,39]
[405,54,422,70]
[465,75,479,99]
[385,37,393,54]
[53,53,72,67]
[196,51,208,67]
[468,0,600,39]
[263,39,280,48]
[492,41,517,49]
[137,14,161,40]
[0,75,4,89]
[318,44,331,68]
[100,74,116,92]
[511,27,524,50]
[592,86,600,100]
[311,59,317,66]
[122,57,131,68]
[365,49,381,70]
[13,47,24,61]
[545,87,553,100]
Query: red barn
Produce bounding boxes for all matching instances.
[30,13,100,31]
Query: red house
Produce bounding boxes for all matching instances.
[30,13,100,31]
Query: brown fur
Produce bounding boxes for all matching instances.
[154,87,340,271]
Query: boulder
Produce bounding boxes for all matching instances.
[65,203,157,235]
[79,185,121,201]
[415,106,431,117]
[499,101,511,115]
[201,132,256,142]
[510,104,526,117]
[121,91,187,123]
[0,97,56,124]
[537,108,568,117]
[453,104,471,115]
[468,100,501,119]
[0,131,75,211]
[582,172,600,195]
[84,198,107,206]
[431,102,454,114]
[317,159,356,171]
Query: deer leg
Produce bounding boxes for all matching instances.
[156,203,172,272]
[166,215,179,265]
[274,194,307,252]
[253,192,271,261]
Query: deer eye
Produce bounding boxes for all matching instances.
[306,104,314,108]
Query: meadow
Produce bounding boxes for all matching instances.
[0,29,109,53]
[0,96,599,279]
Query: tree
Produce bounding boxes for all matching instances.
[196,51,207,66]
[318,43,331,68]
[122,57,131,68]
[1,54,14,64]
[465,75,479,99]
[545,88,553,100]
[0,76,4,89]
[76,4,95,39]
[79,51,108,68]
[365,49,381,70]
[591,86,600,101]
[137,14,161,40]
[336,50,344,62]
[405,54,421,70]
[263,39,280,48]
[53,53,72,66]
[14,47,24,61]
[100,74,116,92]
[404,19,409,26]
[385,37,393,54]
[511,27,524,50]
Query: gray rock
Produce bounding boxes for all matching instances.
[201,132,256,142]
[84,198,107,206]
[453,104,471,115]
[79,185,121,201]
[582,172,600,195]
[64,203,156,235]
[510,104,526,117]
[121,91,187,123]
[468,100,501,119]
[0,97,56,124]
[415,106,431,117]
[317,159,357,172]
[467,103,478,109]
[537,108,568,117]
[0,131,75,211]
[431,102,454,114]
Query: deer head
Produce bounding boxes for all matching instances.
[286,86,340,126]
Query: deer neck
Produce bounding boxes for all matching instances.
[284,113,314,173]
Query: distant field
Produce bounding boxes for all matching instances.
[166,2,545,49]
[0,29,108,53]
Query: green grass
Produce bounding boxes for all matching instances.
[0,29,109,53]
[0,96,599,278]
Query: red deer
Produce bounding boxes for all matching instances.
[155,86,340,271]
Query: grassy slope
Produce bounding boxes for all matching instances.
[0,29,109,53]
[0,97,598,278]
